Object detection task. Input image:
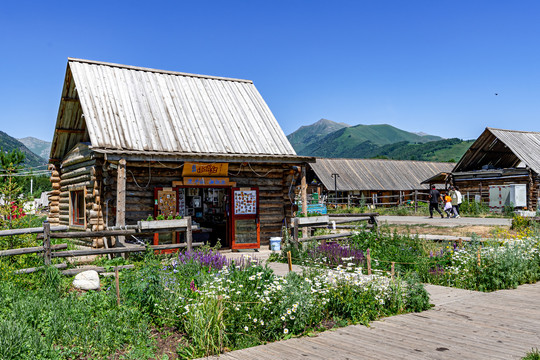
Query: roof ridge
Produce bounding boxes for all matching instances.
[487,127,540,135]
[67,57,253,84]
[316,157,454,164]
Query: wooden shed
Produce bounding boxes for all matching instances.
[48,58,313,249]
[308,158,454,206]
[450,127,540,210]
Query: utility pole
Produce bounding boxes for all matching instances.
[331,173,339,206]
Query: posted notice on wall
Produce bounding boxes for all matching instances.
[234,190,257,215]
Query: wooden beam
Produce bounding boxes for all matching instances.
[116,158,127,246]
[55,128,86,134]
[15,263,67,274]
[43,222,51,265]
[301,166,308,217]
[0,244,67,257]
[62,97,79,102]
[38,227,189,239]
[328,213,379,217]
[298,232,354,243]
[0,225,68,237]
[51,242,204,258]
[61,265,134,276]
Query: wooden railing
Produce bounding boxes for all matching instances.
[0,216,202,274]
[290,213,379,243]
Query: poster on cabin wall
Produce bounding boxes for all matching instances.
[231,187,260,250]
[155,189,177,216]
[234,189,257,215]
[182,162,228,177]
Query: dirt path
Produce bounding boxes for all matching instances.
[378,215,512,227]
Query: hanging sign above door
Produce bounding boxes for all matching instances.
[183,177,232,186]
[182,162,228,177]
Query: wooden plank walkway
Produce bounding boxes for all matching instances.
[201,282,540,359]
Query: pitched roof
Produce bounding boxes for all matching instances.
[50,58,301,161]
[311,158,454,191]
[453,128,540,174]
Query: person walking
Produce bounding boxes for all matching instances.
[443,192,455,218]
[449,186,462,218]
[428,185,444,218]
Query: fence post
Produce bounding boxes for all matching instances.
[293,218,299,244]
[43,221,51,266]
[115,266,121,306]
[186,216,193,252]
[367,248,372,275]
[414,190,418,213]
[287,251,292,272]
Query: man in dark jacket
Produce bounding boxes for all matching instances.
[428,185,444,218]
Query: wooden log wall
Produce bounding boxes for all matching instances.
[453,175,539,210]
[49,144,105,247]
[48,164,61,226]
[101,161,300,245]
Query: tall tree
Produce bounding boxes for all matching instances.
[0,148,26,239]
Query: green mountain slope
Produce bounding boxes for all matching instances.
[288,120,471,162]
[0,131,47,168]
[287,119,350,153]
[18,137,51,160]
[367,138,473,162]
[299,123,444,157]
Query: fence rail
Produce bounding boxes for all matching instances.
[0,217,202,274]
[290,213,379,242]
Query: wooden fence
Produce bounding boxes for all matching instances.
[290,213,379,243]
[0,216,203,274]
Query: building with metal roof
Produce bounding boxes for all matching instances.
[308,158,454,206]
[50,58,301,163]
[450,127,540,210]
[48,58,313,249]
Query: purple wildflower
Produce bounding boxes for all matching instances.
[177,249,229,270]
[308,242,364,267]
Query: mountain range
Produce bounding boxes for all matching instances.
[287,119,472,162]
[18,137,51,160]
[0,131,48,168]
[2,118,471,168]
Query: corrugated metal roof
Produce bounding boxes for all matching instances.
[454,128,540,174]
[50,58,298,160]
[311,158,455,191]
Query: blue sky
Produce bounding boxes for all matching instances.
[1,1,539,142]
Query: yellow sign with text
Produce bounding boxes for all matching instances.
[183,177,231,186]
[182,162,228,177]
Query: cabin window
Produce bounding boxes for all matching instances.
[70,189,86,227]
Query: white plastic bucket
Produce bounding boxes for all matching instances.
[270,237,281,251]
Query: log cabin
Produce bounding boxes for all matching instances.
[48,58,313,249]
[449,128,540,211]
[307,158,454,206]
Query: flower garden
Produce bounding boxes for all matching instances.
[280,223,540,293]
[0,238,430,359]
[1,218,539,359]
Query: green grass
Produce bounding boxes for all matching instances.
[523,348,540,360]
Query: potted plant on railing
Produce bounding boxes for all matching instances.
[138,213,187,230]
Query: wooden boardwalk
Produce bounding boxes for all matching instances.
[201,282,540,359]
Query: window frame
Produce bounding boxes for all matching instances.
[69,187,86,228]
